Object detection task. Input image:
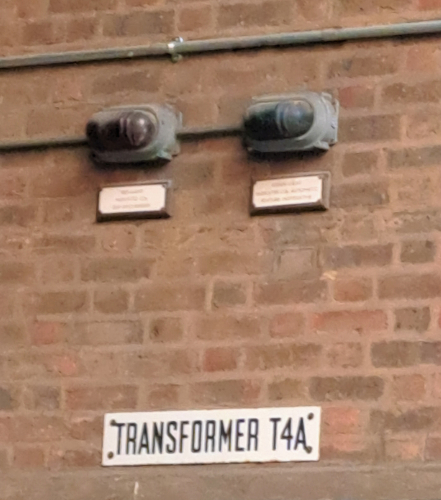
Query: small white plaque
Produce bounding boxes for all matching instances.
[102,406,321,467]
[97,182,170,221]
[251,173,330,215]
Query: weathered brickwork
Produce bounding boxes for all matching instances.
[3,1,441,499]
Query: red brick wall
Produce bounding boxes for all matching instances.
[3,1,441,499]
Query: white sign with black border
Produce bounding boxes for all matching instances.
[102,406,321,466]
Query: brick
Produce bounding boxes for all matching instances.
[147,385,180,410]
[66,385,138,410]
[4,416,68,442]
[310,376,384,401]
[328,55,398,79]
[334,0,411,15]
[93,288,129,314]
[332,183,389,208]
[391,176,433,207]
[321,434,374,462]
[340,115,400,143]
[392,375,426,401]
[26,104,98,137]
[31,158,94,199]
[407,44,439,73]
[135,283,206,311]
[70,321,142,345]
[371,342,421,368]
[33,234,95,254]
[149,317,183,343]
[334,277,373,302]
[421,342,441,364]
[17,0,49,18]
[419,0,441,8]
[0,262,34,284]
[338,85,375,109]
[327,343,364,369]
[173,159,216,190]
[0,205,35,227]
[103,10,174,37]
[30,291,88,315]
[401,240,436,263]
[99,226,136,253]
[268,379,305,402]
[212,281,247,309]
[218,1,292,28]
[13,446,45,468]
[371,408,437,432]
[81,258,152,283]
[432,373,441,398]
[392,210,441,234]
[22,19,65,45]
[174,96,218,128]
[255,279,327,305]
[342,151,378,177]
[199,250,266,275]
[194,315,261,340]
[395,307,431,333]
[41,199,75,225]
[0,292,14,318]
[23,385,60,410]
[4,351,80,379]
[191,380,261,406]
[406,111,441,140]
[274,248,317,279]
[312,310,387,334]
[0,21,17,47]
[260,215,328,247]
[379,274,441,299]
[0,323,27,349]
[296,0,330,19]
[270,312,305,338]
[0,388,13,410]
[31,322,65,345]
[385,436,424,461]
[323,407,363,434]
[125,0,163,5]
[0,170,27,198]
[383,81,441,104]
[68,416,103,442]
[122,350,195,379]
[245,344,321,370]
[48,447,100,468]
[156,252,196,278]
[388,146,441,169]
[340,213,376,241]
[323,244,392,269]
[65,17,98,43]
[178,5,213,32]
[91,70,161,96]
[425,437,441,460]
[49,0,116,12]
[203,347,239,372]
[39,258,76,285]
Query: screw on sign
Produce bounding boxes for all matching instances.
[102,407,321,466]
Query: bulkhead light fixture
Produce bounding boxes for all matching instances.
[243,92,339,154]
[86,104,181,164]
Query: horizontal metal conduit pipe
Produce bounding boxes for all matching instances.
[0,18,441,70]
[0,125,244,153]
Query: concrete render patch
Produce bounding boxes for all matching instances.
[2,464,441,500]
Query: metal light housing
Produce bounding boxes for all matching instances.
[243,92,339,154]
[86,104,182,164]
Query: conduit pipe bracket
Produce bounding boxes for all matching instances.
[167,37,184,63]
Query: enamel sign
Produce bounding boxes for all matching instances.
[102,407,321,466]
